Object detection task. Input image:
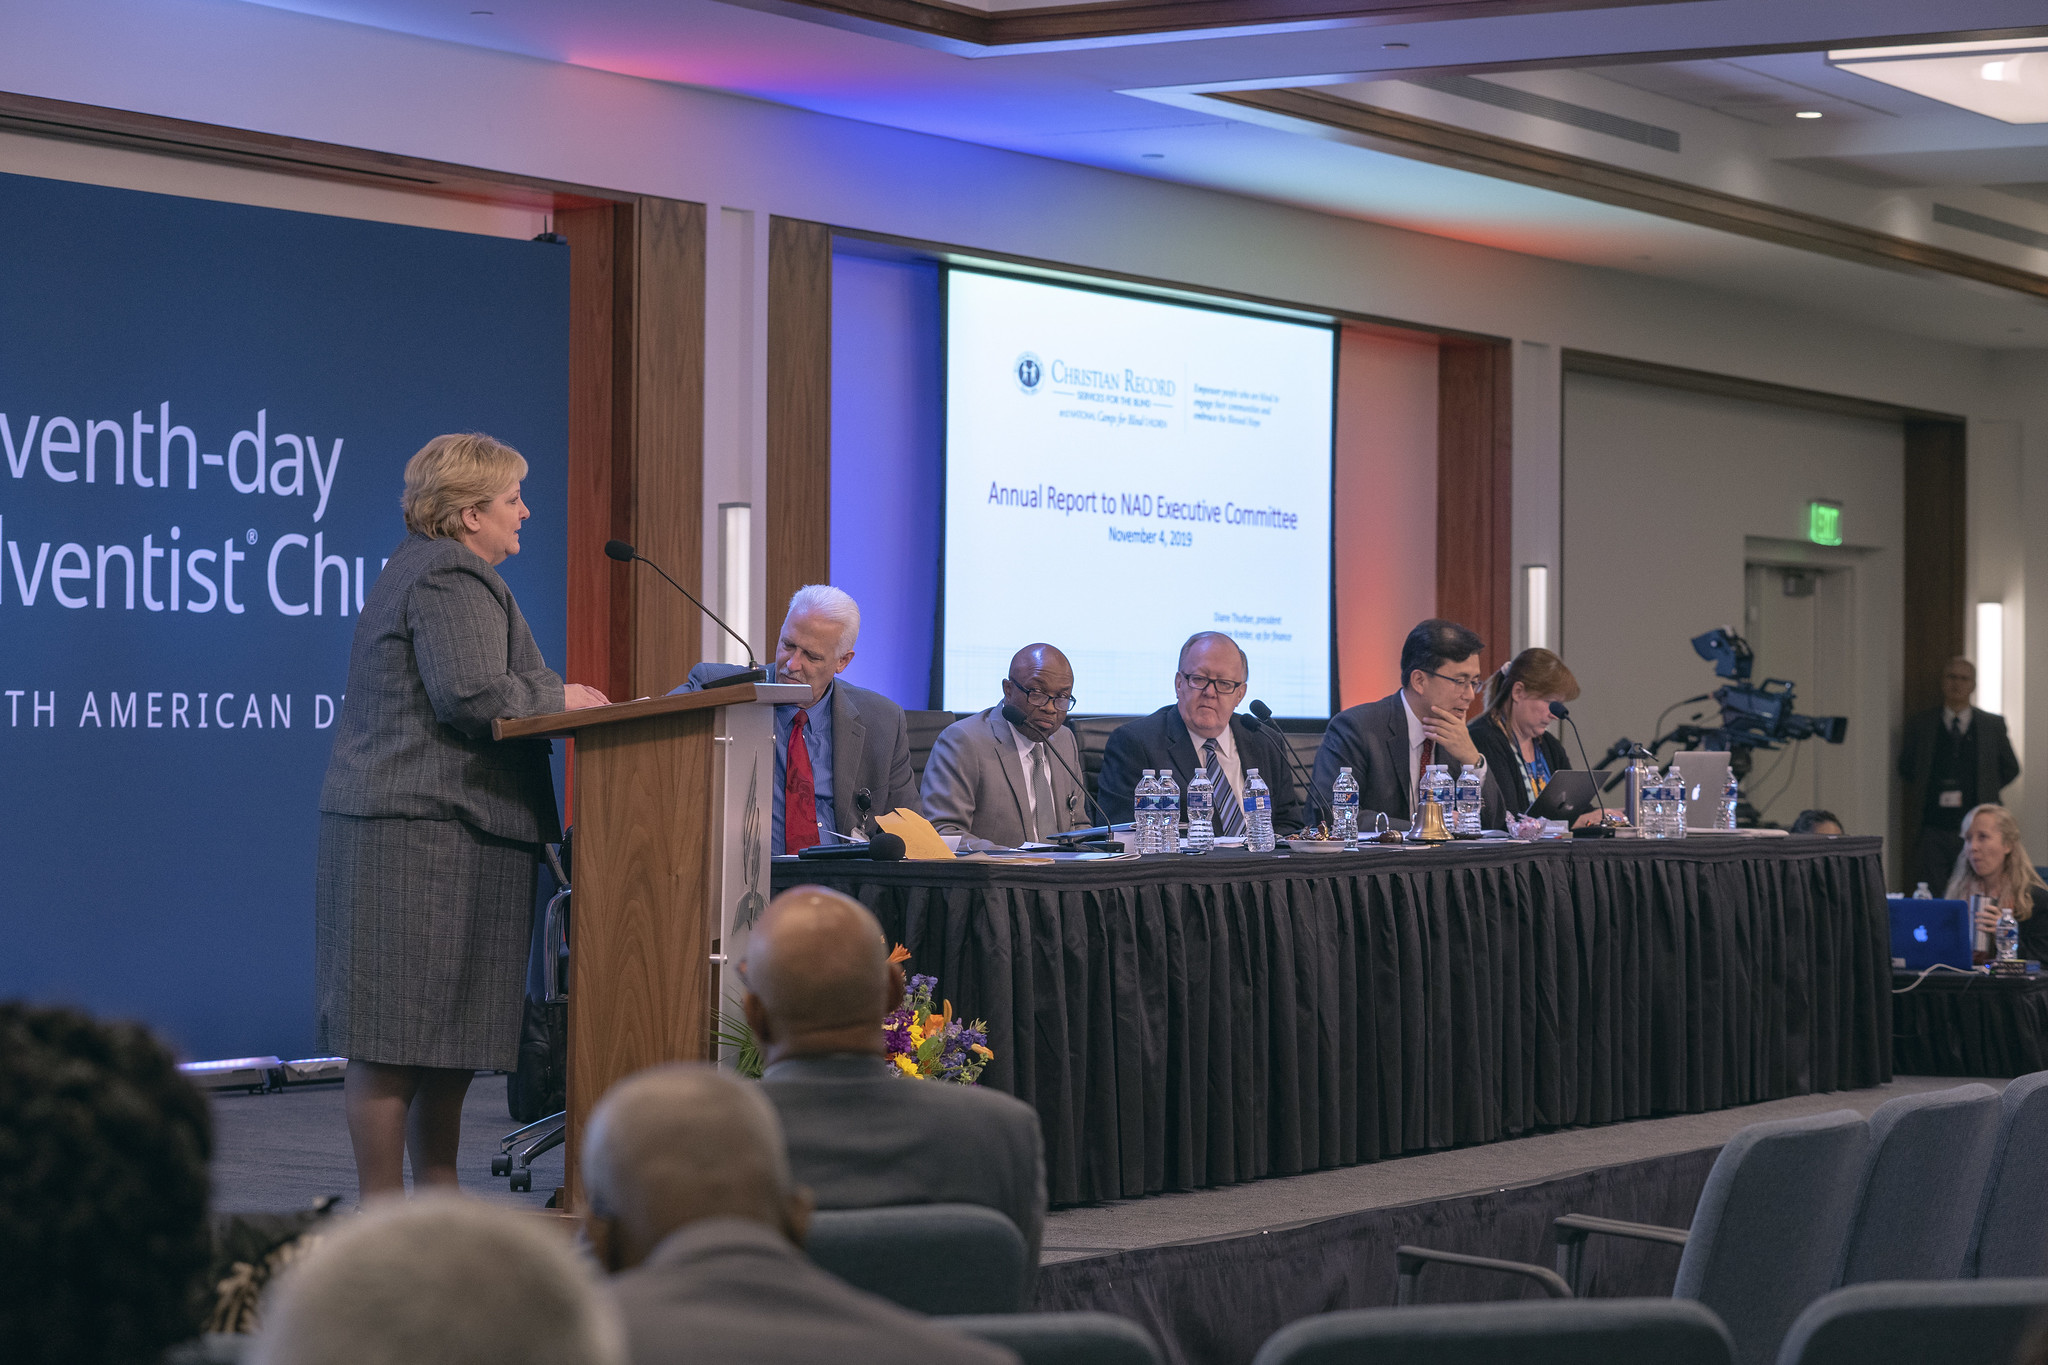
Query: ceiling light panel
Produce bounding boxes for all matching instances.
[1829,39,2048,124]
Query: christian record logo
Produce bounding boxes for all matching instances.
[1014,352,1043,394]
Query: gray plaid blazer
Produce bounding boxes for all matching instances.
[319,532,564,844]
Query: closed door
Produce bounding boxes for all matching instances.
[1742,563,1853,826]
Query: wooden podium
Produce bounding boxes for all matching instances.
[494,682,810,1203]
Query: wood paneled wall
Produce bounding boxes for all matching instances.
[1436,337,1514,674]
[1903,418,1968,718]
[766,217,835,627]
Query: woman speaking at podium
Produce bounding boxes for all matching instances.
[316,433,608,1199]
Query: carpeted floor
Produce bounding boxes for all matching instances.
[208,1070,1982,1245]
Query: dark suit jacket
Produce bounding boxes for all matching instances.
[1469,713,1572,818]
[1899,704,2021,879]
[1096,705,1306,832]
[683,663,919,834]
[1311,691,1507,831]
[610,1217,1016,1365]
[319,532,562,843]
[759,1054,1046,1297]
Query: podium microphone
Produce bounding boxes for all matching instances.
[1001,703,1113,832]
[1549,700,1613,836]
[853,788,906,861]
[604,539,764,687]
[1249,700,1324,832]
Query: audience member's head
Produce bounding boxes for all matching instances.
[1941,655,1977,712]
[582,1064,812,1274]
[250,1192,623,1365]
[1174,630,1249,741]
[1790,809,1844,836]
[0,1002,213,1365]
[741,885,902,1067]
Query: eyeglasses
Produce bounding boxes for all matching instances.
[1007,683,1078,711]
[1179,672,1247,697]
[1424,670,1485,694]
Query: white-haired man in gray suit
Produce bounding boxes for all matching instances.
[583,1064,1014,1365]
[681,584,918,853]
[922,643,1089,847]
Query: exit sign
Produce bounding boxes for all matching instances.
[1808,501,1843,546]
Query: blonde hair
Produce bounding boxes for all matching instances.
[1482,647,1581,724]
[1945,803,2048,920]
[401,433,528,539]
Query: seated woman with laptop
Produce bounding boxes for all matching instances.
[1471,648,1607,830]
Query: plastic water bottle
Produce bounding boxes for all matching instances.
[1454,765,1481,835]
[1186,768,1215,853]
[1668,766,1688,839]
[1649,769,1672,839]
[1719,766,1739,832]
[1244,768,1276,852]
[1332,766,1361,850]
[1913,881,1934,900]
[1134,770,1158,853]
[1997,907,2020,962]
[1429,764,1453,813]
[1157,768,1181,853]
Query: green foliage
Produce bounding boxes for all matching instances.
[713,1010,764,1080]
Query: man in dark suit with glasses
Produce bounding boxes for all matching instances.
[1312,618,1506,833]
[1097,630,1304,834]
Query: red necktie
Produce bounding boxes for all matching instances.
[784,708,819,854]
[1415,737,1435,811]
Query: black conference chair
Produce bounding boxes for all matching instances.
[1776,1279,2048,1365]
[1965,1069,2048,1278]
[1395,1109,1869,1365]
[1251,1298,1733,1365]
[1835,1083,2001,1284]
[944,1312,1162,1365]
[807,1203,1029,1315]
[905,709,959,791]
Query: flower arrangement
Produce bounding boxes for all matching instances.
[883,945,993,1084]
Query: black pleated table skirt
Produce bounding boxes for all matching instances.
[774,834,1892,1205]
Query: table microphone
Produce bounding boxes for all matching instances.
[604,539,764,688]
[1001,703,1113,831]
[1548,700,1613,836]
[1249,699,1325,831]
[853,788,906,861]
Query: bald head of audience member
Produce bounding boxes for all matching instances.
[582,1064,813,1274]
[250,1192,623,1365]
[741,886,904,1069]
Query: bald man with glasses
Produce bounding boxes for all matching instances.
[1097,631,1304,835]
[1312,618,1507,833]
[922,643,1091,848]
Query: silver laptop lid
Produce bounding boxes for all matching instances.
[1672,750,1732,827]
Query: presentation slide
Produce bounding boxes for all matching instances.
[0,171,568,1060]
[943,270,1334,716]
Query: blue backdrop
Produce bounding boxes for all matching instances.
[0,172,569,1062]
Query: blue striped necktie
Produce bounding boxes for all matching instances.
[1206,737,1245,836]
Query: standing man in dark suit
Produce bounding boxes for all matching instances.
[922,643,1090,846]
[1311,618,1506,833]
[681,585,918,852]
[1096,631,1305,833]
[746,886,1046,1298]
[583,1064,1012,1365]
[1900,656,2020,890]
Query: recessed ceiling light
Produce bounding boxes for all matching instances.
[1141,153,1165,160]
[1795,110,1824,119]
[1382,42,1409,50]
[1830,38,2048,123]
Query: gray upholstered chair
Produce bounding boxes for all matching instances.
[944,1311,1163,1365]
[1251,1298,1733,1365]
[1836,1083,2002,1284]
[1395,1109,1869,1365]
[806,1203,1029,1315]
[1776,1278,2048,1365]
[1965,1069,2048,1278]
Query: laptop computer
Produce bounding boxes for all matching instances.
[1670,750,1732,830]
[1525,770,1612,824]
[1888,896,1975,971]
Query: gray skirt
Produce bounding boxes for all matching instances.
[315,813,537,1071]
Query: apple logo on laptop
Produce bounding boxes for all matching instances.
[1914,925,1930,943]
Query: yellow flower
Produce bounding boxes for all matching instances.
[971,1044,993,1059]
[893,1055,918,1074]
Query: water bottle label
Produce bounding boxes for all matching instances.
[1246,794,1270,812]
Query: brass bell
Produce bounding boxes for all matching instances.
[1413,797,1453,844]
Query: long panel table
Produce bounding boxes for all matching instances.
[772,835,1892,1205]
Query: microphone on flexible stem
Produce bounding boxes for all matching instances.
[604,539,765,689]
[854,788,906,861]
[1001,703,1115,839]
[1549,700,1613,837]
[1249,700,1323,833]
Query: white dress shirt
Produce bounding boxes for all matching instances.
[1944,706,1973,736]
[1009,724,1051,831]
[1402,690,1430,800]
[1194,719,1246,801]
